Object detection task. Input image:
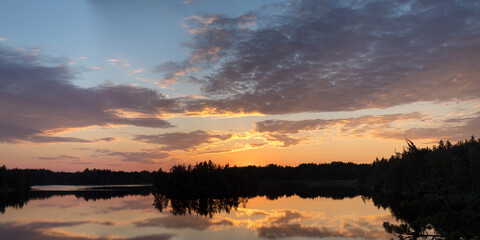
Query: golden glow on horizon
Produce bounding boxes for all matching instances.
[184,107,266,118]
[1,100,478,171]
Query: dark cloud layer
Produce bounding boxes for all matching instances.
[255,112,480,142]
[135,130,232,151]
[256,113,424,145]
[0,123,91,143]
[166,0,480,115]
[375,112,480,141]
[0,45,179,143]
[255,113,424,133]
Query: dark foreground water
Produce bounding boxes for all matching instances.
[0,185,400,240]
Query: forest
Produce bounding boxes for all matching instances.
[0,161,369,191]
[358,136,480,239]
[2,137,479,198]
[154,161,368,195]
[358,136,480,195]
[0,167,154,190]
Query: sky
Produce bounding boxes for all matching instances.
[1,0,479,171]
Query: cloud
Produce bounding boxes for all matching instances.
[257,223,342,239]
[267,210,304,224]
[72,147,91,151]
[106,56,129,67]
[19,220,91,229]
[129,235,175,240]
[155,61,201,87]
[129,67,146,75]
[256,119,331,134]
[0,44,180,143]
[0,37,6,41]
[266,134,304,147]
[91,66,105,70]
[28,135,92,143]
[163,0,480,115]
[374,112,480,141]
[249,142,267,148]
[134,215,232,230]
[38,155,80,160]
[108,198,156,211]
[94,149,170,164]
[182,0,198,5]
[97,137,117,142]
[255,113,424,134]
[69,160,92,165]
[253,111,480,143]
[256,211,392,239]
[253,113,425,146]
[38,155,92,165]
[0,221,174,240]
[246,210,268,217]
[0,123,93,143]
[134,130,232,151]
[256,210,341,239]
[256,222,388,239]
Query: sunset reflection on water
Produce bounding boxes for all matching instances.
[0,191,395,240]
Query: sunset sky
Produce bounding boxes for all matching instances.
[1,0,479,171]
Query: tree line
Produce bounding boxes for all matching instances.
[0,167,155,190]
[0,161,368,193]
[3,136,479,199]
[357,136,480,195]
[154,160,370,195]
[0,165,29,190]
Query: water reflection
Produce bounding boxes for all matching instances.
[151,182,361,218]
[367,193,480,240]
[1,185,152,214]
[153,193,249,218]
[1,185,478,239]
[149,193,392,239]
[1,184,394,240]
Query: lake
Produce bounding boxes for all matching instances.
[0,185,399,240]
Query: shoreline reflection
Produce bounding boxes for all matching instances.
[2,184,478,239]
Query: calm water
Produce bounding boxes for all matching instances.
[0,186,396,240]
